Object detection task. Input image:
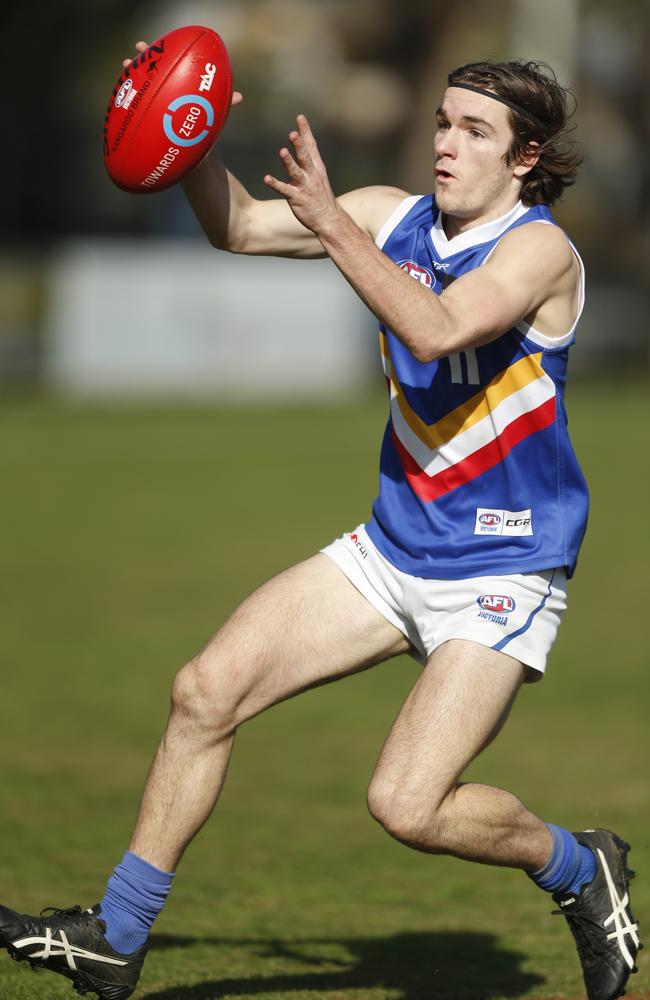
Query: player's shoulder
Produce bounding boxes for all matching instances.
[488,214,577,279]
[339,186,414,241]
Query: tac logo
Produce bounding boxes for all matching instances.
[479,513,501,526]
[399,261,434,287]
[199,63,217,92]
[477,595,516,614]
[163,94,214,147]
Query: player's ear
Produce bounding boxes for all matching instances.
[513,140,541,178]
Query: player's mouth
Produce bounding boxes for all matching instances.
[435,167,456,182]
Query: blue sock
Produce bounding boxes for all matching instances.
[99,851,174,954]
[529,823,597,895]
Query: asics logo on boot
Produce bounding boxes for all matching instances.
[14,928,128,971]
[598,847,640,969]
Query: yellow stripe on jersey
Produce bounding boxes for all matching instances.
[382,344,546,451]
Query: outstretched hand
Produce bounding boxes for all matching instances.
[121,41,243,107]
[264,115,340,236]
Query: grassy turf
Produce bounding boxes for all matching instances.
[0,380,648,1000]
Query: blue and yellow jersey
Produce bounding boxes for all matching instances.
[365,195,589,580]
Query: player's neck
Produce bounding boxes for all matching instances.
[442,195,522,240]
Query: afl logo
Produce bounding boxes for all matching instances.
[399,261,434,287]
[115,78,135,109]
[479,513,501,526]
[477,595,516,614]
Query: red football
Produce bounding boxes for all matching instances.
[103,25,233,194]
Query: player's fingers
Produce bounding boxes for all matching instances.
[289,129,314,171]
[296,115,317,149]
[263,174,294,198]
[296,114,324,167]
[122,40,150,69]
[231,91,244,107]
[296,114,312,133]
[279,147,303,180]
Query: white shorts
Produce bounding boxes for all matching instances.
[321,524,567,681]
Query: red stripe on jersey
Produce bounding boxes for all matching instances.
[392,395,557,502]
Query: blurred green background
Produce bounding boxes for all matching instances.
[1,1,648,998]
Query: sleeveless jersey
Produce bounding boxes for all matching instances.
[365,195,589,580]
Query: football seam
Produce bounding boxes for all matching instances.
[114,29,211,188]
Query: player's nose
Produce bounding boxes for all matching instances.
[434,127,457,158]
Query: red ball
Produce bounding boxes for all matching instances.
[103,25,233,194]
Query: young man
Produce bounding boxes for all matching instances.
[0,58,639,1000]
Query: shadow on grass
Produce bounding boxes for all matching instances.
[144,930,545,999]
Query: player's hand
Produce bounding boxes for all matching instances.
[121,41,243,106]
[121,39,149,68]
[264,115,340,236]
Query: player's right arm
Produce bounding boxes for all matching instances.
[183,148,409,260]
[182,149,325,258]
[122,42,410,259]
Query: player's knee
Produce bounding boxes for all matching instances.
[367,778,446,851]
[170,656,240,739]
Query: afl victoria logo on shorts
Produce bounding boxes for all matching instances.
[476,594,516,626]
[477,594,516,614]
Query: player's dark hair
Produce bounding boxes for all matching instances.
[447,60,582,206]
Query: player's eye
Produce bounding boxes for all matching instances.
[469,129,486,139]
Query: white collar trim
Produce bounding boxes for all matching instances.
[430,200,530,257]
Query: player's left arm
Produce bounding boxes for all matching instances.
[266,116,578,361]
[420,223,580,355]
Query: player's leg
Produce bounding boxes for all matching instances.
[0,553,410,1000]
[367,638,550,867]
[367,639,640,1000]
[129,551,409,873]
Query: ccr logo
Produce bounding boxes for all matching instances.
[163,94,214,147]
[477,595,516,614]
[399,261,434,287]
[479,513,501,526]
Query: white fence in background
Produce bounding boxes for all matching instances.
[45,240,376,399]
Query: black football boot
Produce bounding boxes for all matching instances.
[0,902,146,999]
[553,829,641,1000]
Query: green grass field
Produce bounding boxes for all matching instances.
[0,380,648,1000]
